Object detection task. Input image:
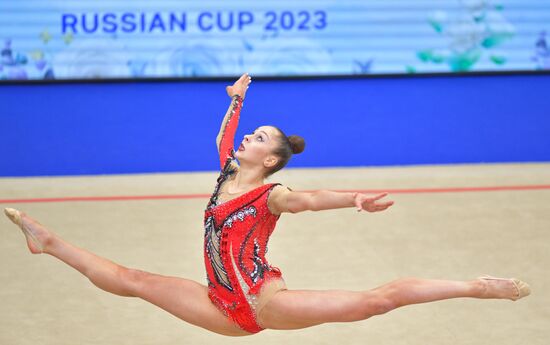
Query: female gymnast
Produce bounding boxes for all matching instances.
[4,73,530,336]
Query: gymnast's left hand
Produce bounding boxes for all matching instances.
[354,192,394,212]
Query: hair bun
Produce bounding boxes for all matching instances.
[288,135,305,154]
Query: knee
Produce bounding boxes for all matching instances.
[361,292,398,317]
[362,277,421,317]
[371,277,422,311]
[119,267,152,296]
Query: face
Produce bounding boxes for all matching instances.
[234,125,280,169]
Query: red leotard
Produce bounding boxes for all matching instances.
[204,95,283,333]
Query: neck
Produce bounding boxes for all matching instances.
[230,164,265,193]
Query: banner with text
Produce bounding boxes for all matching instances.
[1,0,549,81]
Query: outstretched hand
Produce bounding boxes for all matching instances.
[354,192,394,213]
[226,73,252,99]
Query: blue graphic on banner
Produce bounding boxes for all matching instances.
[0,0,549,81]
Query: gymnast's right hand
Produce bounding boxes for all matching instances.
[226,73,252,100]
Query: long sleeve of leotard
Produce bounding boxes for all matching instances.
[217,95,243,169]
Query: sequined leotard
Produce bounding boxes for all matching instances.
[204,95,283,333]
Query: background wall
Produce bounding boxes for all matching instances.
[1,73,549,177]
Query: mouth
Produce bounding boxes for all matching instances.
[238,143,245,151]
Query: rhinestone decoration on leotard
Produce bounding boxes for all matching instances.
[203,177,283,333]
[204,215,233,291]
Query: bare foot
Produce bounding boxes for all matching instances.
[4,208,53,254]
[477,276,530,301]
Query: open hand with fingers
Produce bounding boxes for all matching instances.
[354,192,394,212]
[226,73,252,100]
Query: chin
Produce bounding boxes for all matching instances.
[234,151,249,163]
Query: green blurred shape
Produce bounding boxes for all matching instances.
[448,49,481,71]
[417,50,433,62]
[431,53,445,63]
[482,33,514,48]
[428,19,444,33]
[473,13,486,23]
[417,50,446,64]
[490,55,507,65]
[405,65,417,73]
[482,36,502,48]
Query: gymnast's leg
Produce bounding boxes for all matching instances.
[257,277,524,330]
[4,209,249,337]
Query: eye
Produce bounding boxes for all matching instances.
[256,135,264,142]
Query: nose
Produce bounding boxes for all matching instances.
[243,134,251,142]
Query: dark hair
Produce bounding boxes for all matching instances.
[267,126,306,177]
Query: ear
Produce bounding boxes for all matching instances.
[263,155,278,169]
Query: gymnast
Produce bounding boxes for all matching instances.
[4,73,530,336]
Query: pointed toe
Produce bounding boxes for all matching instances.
[4,208,22,227]
[512,279,531,300]
[479,275,531,301]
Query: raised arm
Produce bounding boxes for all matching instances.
[216,73,252,169]
[268,186,394,214]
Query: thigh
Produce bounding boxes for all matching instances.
[134,271,250,336]
[257,289,370,330]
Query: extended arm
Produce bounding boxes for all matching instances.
[216,95,243,168]
[268,186,394,214]
[216,73,252,169]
